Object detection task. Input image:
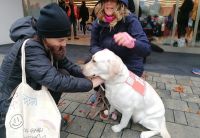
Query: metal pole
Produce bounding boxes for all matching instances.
[191,0,200,46]
[171,0,179,45]
[134,0,139,17]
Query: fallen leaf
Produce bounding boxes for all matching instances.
[173,85,184,93]
[189,80,192,85]
[63,114,70,122]
[79,110,87,115]
[63,114,74,126]
[185,108,192,113]
[196,111,200,116]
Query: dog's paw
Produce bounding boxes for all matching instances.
[140,133,148,138]
[140,131,156,138]
[111,125,122,133]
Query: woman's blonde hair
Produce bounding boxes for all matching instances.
[94,1,130,29]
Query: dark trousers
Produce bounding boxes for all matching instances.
[70,20,77,37]
[50,69,70,105]
[80,20,86,34]
[50,90,62,105]
[177,20,188,38]
[0,125,6,138]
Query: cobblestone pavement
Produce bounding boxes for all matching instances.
[58,72,200,138]
[0,54,4,64]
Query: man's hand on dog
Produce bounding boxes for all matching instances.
[90,76,104,88]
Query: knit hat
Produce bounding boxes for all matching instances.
[36,3,70,38]
[99,0,128,7]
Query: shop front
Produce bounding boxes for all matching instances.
[0,0,57,45]
[22,0,57,17]
[134,0,200,53]
[1,0,200,53]
[24,0,200,53]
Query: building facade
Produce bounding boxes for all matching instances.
[0,0,200,53]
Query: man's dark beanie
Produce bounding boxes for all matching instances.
[36,3,70,38]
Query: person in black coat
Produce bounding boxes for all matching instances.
[79,1,89,34]
[58,0,66,11]
[0,4,103,138]
[177,0,194,47]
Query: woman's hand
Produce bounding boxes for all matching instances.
[91,76,104,88]
[114,32,136,48]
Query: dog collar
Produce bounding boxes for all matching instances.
[125,71,145,96]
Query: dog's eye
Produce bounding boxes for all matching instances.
[92,59,96,63]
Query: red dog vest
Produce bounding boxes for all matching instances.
[125,71,145,96]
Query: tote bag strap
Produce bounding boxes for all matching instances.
[21,39,52,90]
[21,39,30,83]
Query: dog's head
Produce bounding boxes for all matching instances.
[82,49,123,80]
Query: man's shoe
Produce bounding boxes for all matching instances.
[192,68,200,75]
[68,37,71,40]
[74,37,79,40]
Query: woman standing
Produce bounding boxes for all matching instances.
[177,0,194,47]
[90,0,151,77]
[80,1,89,35]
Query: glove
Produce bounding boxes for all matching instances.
[113,32,136,48]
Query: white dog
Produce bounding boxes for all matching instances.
[82,49,170,138]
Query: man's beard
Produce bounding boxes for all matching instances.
[49,46,66,60]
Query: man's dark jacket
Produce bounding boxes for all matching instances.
[0,16,92,115]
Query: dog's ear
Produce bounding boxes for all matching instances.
[108,58,122,77]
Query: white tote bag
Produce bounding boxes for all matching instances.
[5,39,61,138]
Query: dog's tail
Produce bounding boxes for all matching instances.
[160,117,171,138]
